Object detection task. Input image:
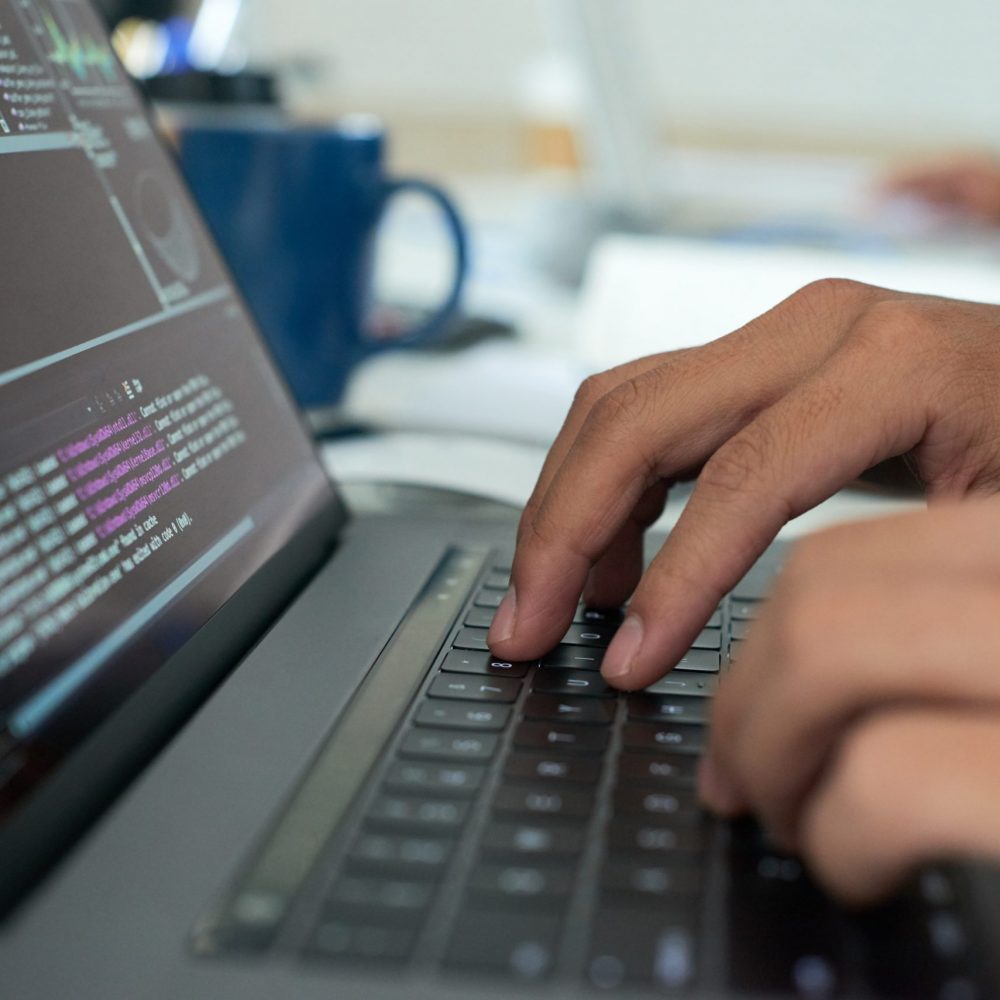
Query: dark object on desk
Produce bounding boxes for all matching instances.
[143,69,279,106]
[305,311,517,439]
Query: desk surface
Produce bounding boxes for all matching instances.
[321,431,922,541]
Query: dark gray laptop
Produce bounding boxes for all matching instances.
[1,2,998,996]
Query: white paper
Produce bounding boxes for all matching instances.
[578,235,1000,369]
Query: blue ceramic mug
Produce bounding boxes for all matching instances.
[178,117,468,407]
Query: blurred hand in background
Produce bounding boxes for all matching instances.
[882,152,1000,224]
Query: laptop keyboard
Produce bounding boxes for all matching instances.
[200,551,992,997]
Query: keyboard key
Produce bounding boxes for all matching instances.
[706,609,722,628]
[415,701,511,731]
[539,645,605,670]
[729,639,745,663]
[730,600,762,621]
[522,693,615,725]
[573,606,623,626]
[532,668,613,697]
[645,672,718,697]
[467,863,574,905]
[481,821,586,859]
[464,607,496,628]
[560,623,616,647]
[399,730,498,762]
[428,674,521,702]
[622,721,707,755]
[587,910,696,990]
[494,784,595,820]
[726,820,847,996]
[473,589,504,608]
[367,795,469,832]
[674,649,721,673]
[482,570,511,590]
[689,628,722,650]
[444,908,560,980]
[617,753,698,788]
[513,721,609,755]
[384,761,485,796]
[505,752,602,785]
[727,880,846,996]
[627,694,709,725]
[601,861,703,900]
[612,787,704,822]
[439,650,530,678]
[324,875,434,922]
[731,620,753,641]
[307,919,416,964]
[607,822,707,857]
[348,833,454,876]
[858,878,986,999]
[452,628,490,651]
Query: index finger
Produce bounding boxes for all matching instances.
[490,279,880,663]
[599,331,930,689]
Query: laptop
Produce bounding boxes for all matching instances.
[1,1,999,996]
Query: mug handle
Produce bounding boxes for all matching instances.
[377,178,469,343]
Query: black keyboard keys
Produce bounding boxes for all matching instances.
[587,910,696,990]
[726,821,847,997]
[481,821,586,860]
[505,752,602,784]
[532,668,613,697]
[399,729,497,762]
[415,701,511,731]
[622,721,706,755]
[348,833,454,877]
[384,761,485,796]
[628,694,709,725]
[514,721,609,755]
[445,908,561,981]
[494,784,595,820]
[428,674,520,702]
[522,693,615,725]
[439,650,531,678]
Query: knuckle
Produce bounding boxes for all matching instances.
[699,431,772,501]
[851,298,936,357]
[582,378,651,445]
[795,276,869,307]
[572,372,614,412]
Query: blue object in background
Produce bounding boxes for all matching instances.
[178,118,468,407]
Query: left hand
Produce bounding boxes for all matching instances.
[700,500,1000,904]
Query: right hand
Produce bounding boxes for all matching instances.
[489,279,1000,689]
[882,153,1000,224]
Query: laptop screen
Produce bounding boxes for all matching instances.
[0,0,337,826]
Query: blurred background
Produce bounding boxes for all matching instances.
[102,0,1000,165]
[92,0,1000,506]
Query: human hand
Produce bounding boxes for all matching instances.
[700,501,1000,903]
[488,280,1000,689]
[881,153,1000,224]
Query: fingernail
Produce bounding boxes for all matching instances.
[698,755,743,816]
[601,614,643,681]
[488,586,517,645]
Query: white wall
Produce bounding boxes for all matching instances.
[247,0,1000,153]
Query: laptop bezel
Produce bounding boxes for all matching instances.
[0,0,353,916]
